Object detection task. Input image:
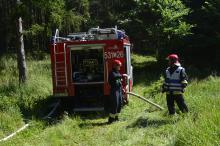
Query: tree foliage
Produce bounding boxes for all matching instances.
[0,0,220,66]
[0,0,89,54]
[182,0,220,66]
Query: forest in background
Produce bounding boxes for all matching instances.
[0,0,220,67]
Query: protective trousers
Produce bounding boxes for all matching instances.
[166,94,188,115]
[109,88,122,119]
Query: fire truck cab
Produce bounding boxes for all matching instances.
[50,27,133,111]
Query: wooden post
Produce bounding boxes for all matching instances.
[17,16,27,83]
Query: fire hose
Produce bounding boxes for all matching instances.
[0,100,61,142]
[127,92,164,110]
[0,92,164,142]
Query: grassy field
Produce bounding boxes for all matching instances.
[0,54,220,146]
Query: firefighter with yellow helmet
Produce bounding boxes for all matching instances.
[162,54,189,115]
[108,59,123,123]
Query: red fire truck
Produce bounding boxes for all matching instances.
[50,27,133,111]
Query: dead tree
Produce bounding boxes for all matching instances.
[17,16,27,83]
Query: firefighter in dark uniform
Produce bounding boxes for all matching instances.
[108,59,123,123]
[162,54,189,115]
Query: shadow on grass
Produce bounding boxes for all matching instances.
[127,117,172,128]
[20,96,109,125]
[187,67,220,81]
[78,121,109,128]
[132,60,164,87]
[19,96,60,119]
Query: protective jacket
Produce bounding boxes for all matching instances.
[109,69,122,90]
[108,68,123,119]
[163,65,188,94]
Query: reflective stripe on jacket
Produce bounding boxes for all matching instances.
[165,66,184,92]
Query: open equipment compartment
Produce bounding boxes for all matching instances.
[70,44,104,83]
[70,44,105,110]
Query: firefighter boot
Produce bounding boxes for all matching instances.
[115,116,119,121]
[108,117,115,124]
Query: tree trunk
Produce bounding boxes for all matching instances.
[17,17,27,83]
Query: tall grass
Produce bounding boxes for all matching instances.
[0,55,52,138]
[175,76,220,146]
